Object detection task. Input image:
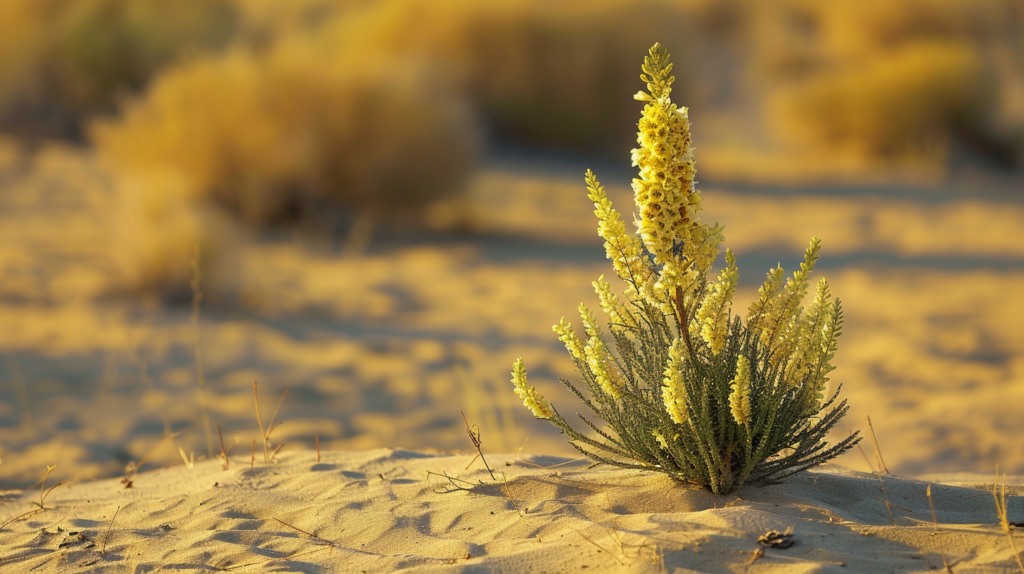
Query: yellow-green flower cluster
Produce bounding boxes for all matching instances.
[593,275,635,329]
[580,304,625,399]
[729,356,751,425]
[586,171,647,297]
[630,44,701,269]
[511,358,553,420]
[695,249,738,355]
[661,338,689,424]
[553,317,585,361]
[748,237,821,353]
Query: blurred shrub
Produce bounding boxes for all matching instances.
[333,0,698,153]
[93,39,480,228]
[0,0,236,137]
[105,174,241,301]
[769,41,992,159]
[754,0,1024,166]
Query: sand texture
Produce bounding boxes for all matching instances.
[2,449,1023,573]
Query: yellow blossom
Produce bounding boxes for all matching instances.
[630,43,700,269]
[579,302,601,339]
[511,358,553,420]
[586,171,646,293]
[747,264,786,336]
[729,356,751,425]
[584,335,624,399]
[661,338,688,424]
[593,275,635,328]
[553,317,585,361]
[695,249,738,354]
[580,303,625,398]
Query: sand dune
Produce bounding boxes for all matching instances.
[1,449,1022,573]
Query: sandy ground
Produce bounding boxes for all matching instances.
[1,141,1024,493]
[1,449,1023,573]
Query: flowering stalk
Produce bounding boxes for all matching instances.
[509,43,859,494]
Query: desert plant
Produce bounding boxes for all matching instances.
[93,40,479,229]
[510,44,860,494]
[0,0,237,137]
[331,0,696,153]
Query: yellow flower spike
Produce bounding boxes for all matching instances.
[781,277,833,386]
[586,171,646,292]
[593,275,634,328]
[747,264,786,336]
[661,338,689,424]
[552,318,585,362]
[729,356,752,425]
[511,358,553,420]
[696,249,738,355]
[584,336,624,400]
[630,44,700,270]
[579,303,601,338]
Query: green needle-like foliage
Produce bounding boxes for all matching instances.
[510,43,860,494]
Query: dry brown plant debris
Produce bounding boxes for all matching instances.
[122,432,181,488]
[253,380,289,464]
[993,467,1024,573]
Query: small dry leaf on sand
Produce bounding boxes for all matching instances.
[758,529,796,549]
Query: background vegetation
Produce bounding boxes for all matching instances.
[0,0,1022,485]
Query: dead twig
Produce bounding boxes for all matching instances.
[272,517,338,548]
[426,471,475,494]
[459,407,496,480]
[216,517,342,570]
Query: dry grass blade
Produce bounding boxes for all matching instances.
[993,467,1024,573]
[34,465,62,509]
[216,517,340,570]
[572,527,627,566]
[0,508,44,532]
[178,447,195,470]
[254,380,289,464]
[866,416,889,475]
[122,432,181,488]
[856,435,876,473]
[927,484,953,573]
[217,424,237,470]
[500,470,523,517]
[216,545,333,571]
[426,470,475,494]
[101,505,120,555]
[459,406,496,480]
[1,465,66,532]
[272,517,338,547]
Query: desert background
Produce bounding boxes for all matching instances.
[1,0,1023,497]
